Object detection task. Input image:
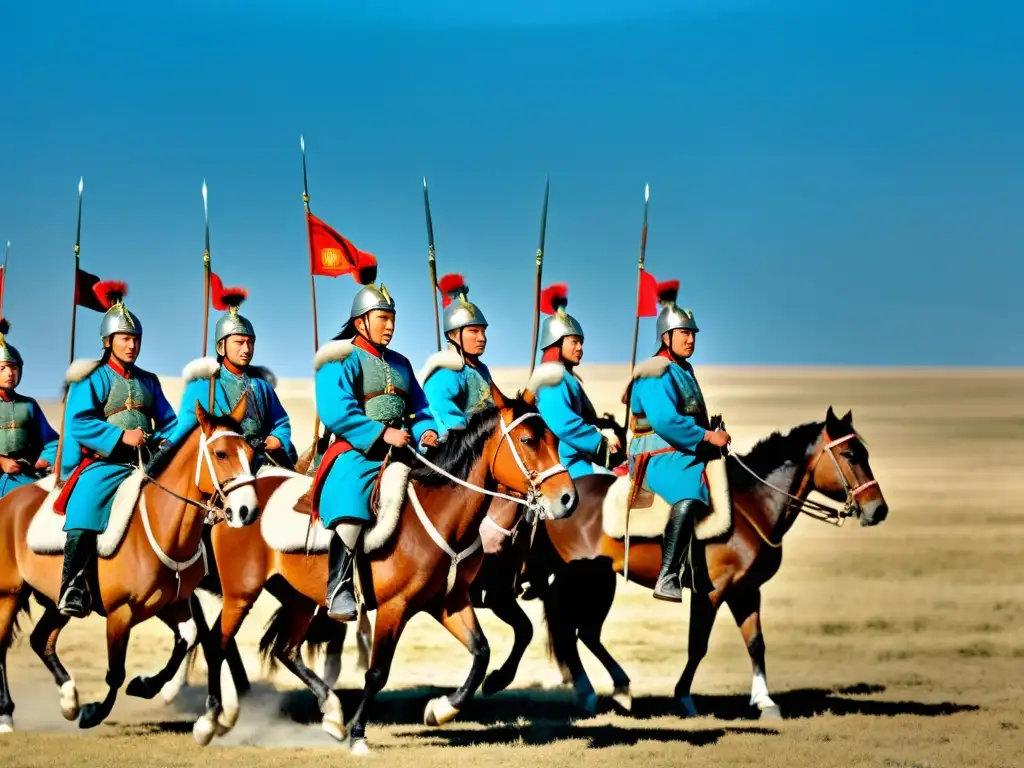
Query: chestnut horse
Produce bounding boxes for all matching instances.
[529,407,889,718]
[0,394,259,733]
[161,385,576,754]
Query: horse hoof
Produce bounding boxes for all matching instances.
[321,692,346,741]
[678,695,700,718]
[575,690,598,718]
[482,669,512,696]
[423,696,459,727]
[126,675,158,700]
[193,715,217,747]
[160,677,185,704]
[60,680,80,721]
[612,686,633,713]
[350,737,370,756]
[0,715,13,733]
[78,703,104,729]
[759,705,783,720]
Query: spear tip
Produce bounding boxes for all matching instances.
[645,183,650,201]
[78,177,83,194]
[423,175,427,188]
[300,134,305,152]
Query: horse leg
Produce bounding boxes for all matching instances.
[575,562,632,713]
[193,595,252,745]
[355,605,371,673]
[674,589,721,718]
[78,605,133,729]
[346,600,410,757]
[126,600,199,700]
[727,587,780,719]
[0,592,27,733]
[481,582,533,696]
[318,623,346,689]
[543,563,599,716]
[28,599,78,721]
[424,589,490,728]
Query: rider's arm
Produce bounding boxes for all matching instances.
[32,400,60,466]
[149,376,179,442]
[536,380,604,456]
[265,385,298,461]
[422,368,467,433]
[315,358,387,452]
[407,368,440,445]
[170,376,205,444]
[634,374,706,453]
[66,372,123,457]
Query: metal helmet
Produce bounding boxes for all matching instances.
[438,273,487,334]
[212,279,255,350]
[95,281,142,343]
[0,318,23,368]
[337,282,396,340]
[654,279,699,344]
[538,283,584,350]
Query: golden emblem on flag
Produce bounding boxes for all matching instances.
[320,248,342,269]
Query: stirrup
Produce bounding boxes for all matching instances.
[652,573,682,603]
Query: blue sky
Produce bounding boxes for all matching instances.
[2,1,1021,395]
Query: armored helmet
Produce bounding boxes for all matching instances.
[211,275,255,354]
[654,279,698,346]
[337,282,396,340]
[438,273,488,334]
[0,318,23,369]
[538,283,584,350]
[96,281,143,345]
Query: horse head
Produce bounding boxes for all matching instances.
[193,391,260,528]
[813,406,888,526]
[489,384,577,523]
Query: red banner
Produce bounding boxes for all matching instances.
[307,212,377,283]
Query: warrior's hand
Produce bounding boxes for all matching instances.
[704,429,730,448]
[419,431,439,448]
[601,429,622,454]
[121,428,147,448]
[383,427,411,448]
[264,436,282,451]
[0,457,22,474]
[34,458,51,471]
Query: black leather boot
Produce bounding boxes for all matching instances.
[653,500,700,602]
[58,530,95,618]
[326,532,358,621]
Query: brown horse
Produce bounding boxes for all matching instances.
[0,394,259,733]
[160,385,575,753]
[484,407,888,718]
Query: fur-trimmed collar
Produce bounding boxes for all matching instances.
[183,356,279,389]
[418,349,464,383]
[526,361,567,393]
[313,340,355,372]
[66,358,104,384]
[632,356,673,380]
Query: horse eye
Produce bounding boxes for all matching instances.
[215,450,229,460]
[841,450,855,460]
[519,435,537,446]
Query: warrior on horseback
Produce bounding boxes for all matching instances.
[420,273,495,437]
[174,281,297,470]
[627,280,730,602]
[56,282,179,618]
[0,319,59,497]
[312,280,439,622]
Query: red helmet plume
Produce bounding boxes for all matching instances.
[540,283,568,315]
[93,280,128,310]
[437,273,468,308]
[210,272,248,311]
[656,280,680,306]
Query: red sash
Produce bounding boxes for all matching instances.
[52,452,97,516]
[308,438,353,524]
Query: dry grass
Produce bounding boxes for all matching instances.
[2,366,1022,767]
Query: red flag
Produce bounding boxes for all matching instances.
[74,269,109,313]
[307,212,378,284]
[637,270,660,317]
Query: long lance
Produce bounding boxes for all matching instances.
[0,240,9,317]
[54,177,84,487]
[623,182,649,582]
[301,135,324,452]
[422,176,442,352]
[527,177,550,375]
[202,180,215,410]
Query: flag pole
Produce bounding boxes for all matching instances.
[301,135,324,451]
[0,240,9,317]
[54,176,84,486]
[527,177,550,375]
[202,180,215,410]
[422,177,442,352]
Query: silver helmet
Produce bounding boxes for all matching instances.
[96,281,142,344]
[212,280,255,353]
[0,318,23,368]
[337,282,396,339]
[438,273,487,334]
[654,279,698,345]
[538,283,584,350]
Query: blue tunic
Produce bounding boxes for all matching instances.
[314,339,437,527]
[534,362,611,479]
[628,355,710,505]
[61,360,178,533]
[420,349,495,437]
[173,361,298,468]
[0,393,59,498]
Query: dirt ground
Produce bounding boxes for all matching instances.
[2,366,1022,767]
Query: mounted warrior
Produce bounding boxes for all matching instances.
[420,273,495,438]
[0,319,59,497]
[55,281,179,618]
[626,280,730,602]
[310,279,439,622]
[174,279,297,470]
[530,284,622,477]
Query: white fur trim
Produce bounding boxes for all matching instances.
[248,365,278,389]
[66,358,103,384]
[632,356,672,380]
[313,341,355,372]
[27,469,148,556]
[601,472,732,542]
[526,362,566,393]
[257,463,410,554]
[418,350,464,383]
[182,357,220,383]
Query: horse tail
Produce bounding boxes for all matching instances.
[541,558,616,672]
[301,607,346,666]
[257,605,290,673]
[2,588,33,650]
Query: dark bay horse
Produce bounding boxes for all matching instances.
[154,385,575,754]
[0,395,259,732]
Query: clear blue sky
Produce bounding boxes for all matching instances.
[2,1,1021,396]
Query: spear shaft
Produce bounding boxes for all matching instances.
[202,181,215,410]
[528,178,550,375]
[422,177,442,352]
[0,241,9,316]
[301,135,324,451]
[55,177,84,486]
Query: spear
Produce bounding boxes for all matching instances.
[300,135,324,451]
[0,240,9,318]
[54,177,84,487]
[527,177,550,375]
[422,176,442,352]
[202,180,215,410]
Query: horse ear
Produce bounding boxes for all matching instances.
[825,406,840,432]
[229,389,249,426]
[195,401,211,432]
[491,383,507,408]
[521,388,537,408]
[842,409,853,424]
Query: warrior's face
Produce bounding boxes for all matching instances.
[455,325,487,357]
[560,335,583,366]
[224,335,254,368]
[109,333,140,365]
[665,328,695,359]
[0,363,19,390]
[356,310,395,347]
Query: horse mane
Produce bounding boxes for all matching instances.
[726,421,824,493]
[411,395,541,487]
[143,412,245,478]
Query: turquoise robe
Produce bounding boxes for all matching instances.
[314,338,437,527]
[420,348,495,437]
[628,354,710,505]
[0,393,59,497]
[60,359,178,532]
[534,362,611,479]
[173,360,297,467]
